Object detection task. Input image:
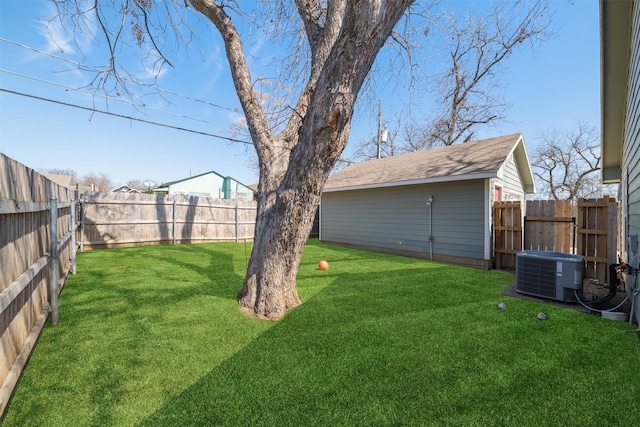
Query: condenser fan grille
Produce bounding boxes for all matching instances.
[516,256,556,299]
[514,250,584,302]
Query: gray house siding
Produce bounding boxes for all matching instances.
[625,0,640,249]
[623,1,640,324]
[498,152,526,201]
[321,180,486,265]
[321,134,534,269]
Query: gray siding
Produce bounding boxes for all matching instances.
[321,180,486,260]
[499,152,526,201]
[623,1,640,323]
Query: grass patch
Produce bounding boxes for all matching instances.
[2,240,639,426]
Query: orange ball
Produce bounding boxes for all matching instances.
[318,260,329,271]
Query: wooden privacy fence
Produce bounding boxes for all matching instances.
[524,199,576,253]
[80,192,257,250]
[493,201,522,270]
[577,196,619,284]
[493,198,619,283]
[0,154,76,417]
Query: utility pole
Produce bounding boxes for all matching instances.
[377,100,382,159]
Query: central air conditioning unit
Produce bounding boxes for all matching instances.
[515,250,584,302]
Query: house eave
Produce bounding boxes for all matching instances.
[600,0,631,184]
[602,166,623,184]
[323,172,497,193]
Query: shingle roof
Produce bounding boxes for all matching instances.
[324,133,535,192]
[43,173,74,187]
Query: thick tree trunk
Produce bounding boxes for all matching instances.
[192,0,414,319]
[238,186,329,317]
[237,190,318,319]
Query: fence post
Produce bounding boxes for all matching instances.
[70,199,77,274]
[80,198,85,252]
[235,203,239,243]
[173,200,177,245]
[49,197,59,325]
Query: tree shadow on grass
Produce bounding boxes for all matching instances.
[5,242,516,426]
[77,243,245,311]
[134,257,640,426]
[139,243,247,300]
[3,243,255,425]
[134,261,487,426]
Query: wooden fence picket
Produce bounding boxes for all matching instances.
[79,193,257,250]
[577,197,618,284]
[493,198,619,283]
[493,201,522,270]
[0,154,76,417]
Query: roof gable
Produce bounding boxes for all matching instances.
[156,170,225,189]
[43,173,74,187]
[325,133,535,193]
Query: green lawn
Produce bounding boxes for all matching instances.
[2,240,639,426]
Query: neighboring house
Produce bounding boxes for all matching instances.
[154,170,256,201]
[320,133,535,269]
[111,185,140,193]
[43,173,93,194]
[600,0,639,325]
[43,173,73,189]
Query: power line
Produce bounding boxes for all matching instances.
[0,87,253,145]
[0,37,243,114]
[0,68,228,128]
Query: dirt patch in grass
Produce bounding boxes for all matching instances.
[501,277,633,317]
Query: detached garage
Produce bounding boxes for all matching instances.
[320,133,535,269]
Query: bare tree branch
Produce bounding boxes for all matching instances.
[344,0,552,164]
[532,121,615,201]
[424,0,552,147]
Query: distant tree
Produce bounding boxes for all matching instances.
[345,0,551,164]
[420,1,551,148]
[54,0,414,319]
[79,173,113,193]
[532,122,615,201]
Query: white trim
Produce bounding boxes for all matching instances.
[484,179,491,260]
[506,134,536,194]
[323,172,497,193]
[319,201,323,241]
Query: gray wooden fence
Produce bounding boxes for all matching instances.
[79,193,256,250]
[0,153,77,417]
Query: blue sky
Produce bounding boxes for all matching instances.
[0,0,600,188]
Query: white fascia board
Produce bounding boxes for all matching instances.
[323,172,497,193]
[484,179,491,260]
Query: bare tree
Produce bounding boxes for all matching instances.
[79,172,113,193]
[423,1,551,147]
[54,1,415,319]
[532,122,614,201]
[42,168,78,180]
[341,0,552,165]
